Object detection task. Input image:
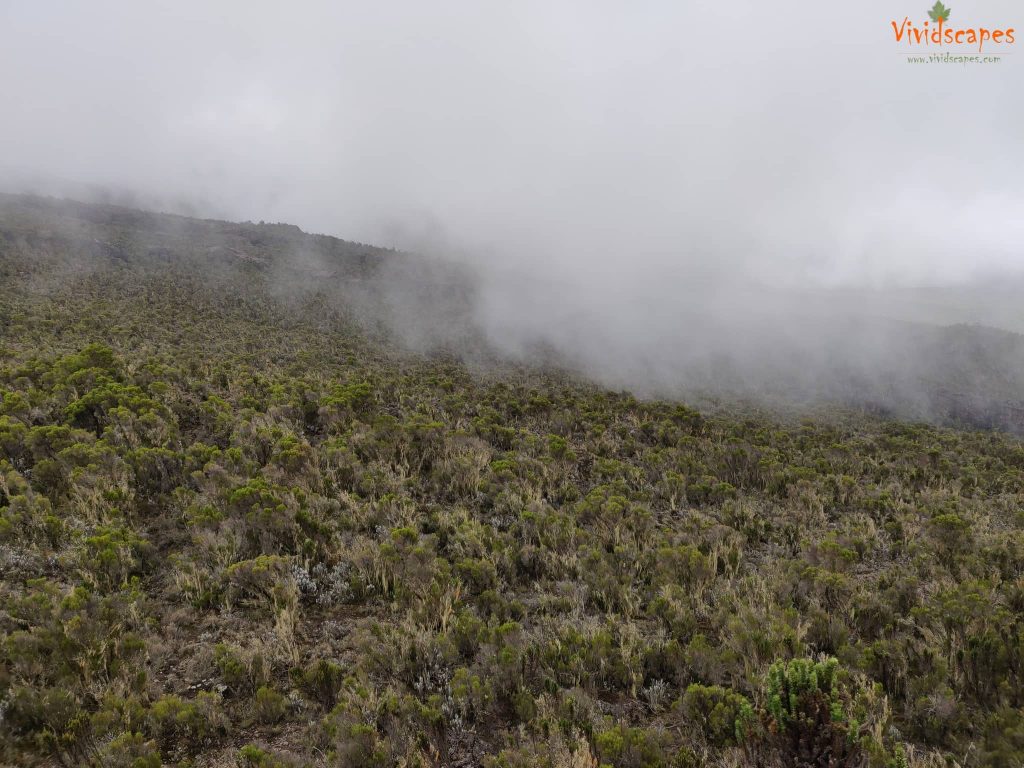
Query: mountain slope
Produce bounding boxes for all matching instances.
[3,192,1024,435]
[0,195,1023,767]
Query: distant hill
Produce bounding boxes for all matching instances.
[1,193,1022,435]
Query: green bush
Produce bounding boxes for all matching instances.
[291,658,346,709]
[253,685,288,724]
[146,692,228,754]
[756,657,864,767]
[678,683,754,746]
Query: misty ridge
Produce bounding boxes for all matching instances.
[3,0,1022,439]
[2,192,1022,435]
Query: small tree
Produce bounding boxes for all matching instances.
[753,657,865,768]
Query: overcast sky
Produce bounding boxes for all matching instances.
[2,0,1022,289]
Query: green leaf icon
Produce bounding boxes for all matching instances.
[928,1,951,22]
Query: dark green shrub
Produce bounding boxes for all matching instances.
[678,683,754,747]
[291,658,346,709]
[754,658,863,767]
[253,685,288,724]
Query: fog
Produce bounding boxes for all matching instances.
[2,1,1023,415]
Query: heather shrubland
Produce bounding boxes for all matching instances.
[1,198,1023,766]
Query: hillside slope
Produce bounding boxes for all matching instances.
[5,193,1022,435]
[1,196,1023,767]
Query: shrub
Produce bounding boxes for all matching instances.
[754,657,863,768]
[146,692,228,754]
[238,744,297,767]
[291,658,346,709]
[593,724,678,768]
[678,683,754,747]
[253,685,288,724]
[96,731,162,768]
[224,554,296,612]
